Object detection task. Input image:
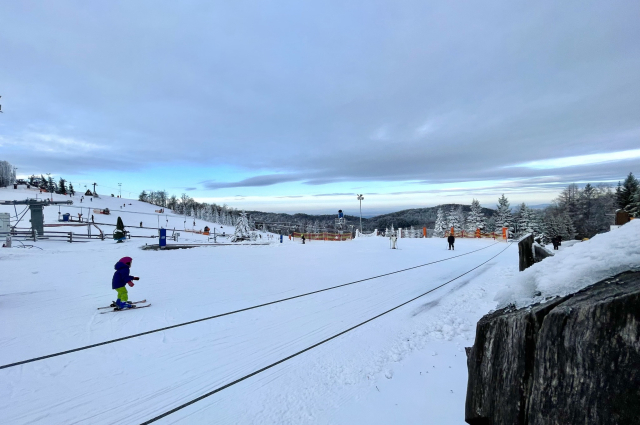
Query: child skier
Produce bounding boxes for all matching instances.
[111,256,140,309]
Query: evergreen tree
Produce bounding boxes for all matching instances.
[466,199,485,233]
[47,176,56,193]
[494,194,512,231]
[515,203,527,234]
[57,178,67,194]
[542,214,562,244]
[231,211,255,242]
[39,174,47,190]
[69,182,75,196]
[627,187,640,217]
[560,212,576,240]
[138,190,148,202]
[617,173,638,209]
[484,216,496,235]
[433,208,447,237]
[446,205,461,231]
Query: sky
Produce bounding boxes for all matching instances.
[1,1,639,215]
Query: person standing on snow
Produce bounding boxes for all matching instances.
[448,234,455,250]
[112,257,140,310]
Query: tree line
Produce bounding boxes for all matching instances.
[432,182,618,243]
[138,190,247,228]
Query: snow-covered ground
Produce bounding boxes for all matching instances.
[497,220,640,308]
[1,187,634,424]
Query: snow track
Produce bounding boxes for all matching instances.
[142,243,512,424]
[1,242,512,424]
[0,242,500,371]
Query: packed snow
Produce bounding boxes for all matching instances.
[0,187,634,424]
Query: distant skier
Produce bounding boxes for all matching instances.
[552,236,562,250]
[112,257,140,310]
[301,234,306,244]
[448,234,455,250]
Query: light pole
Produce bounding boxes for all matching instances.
[357,194,364,233]
[47,173,53,201]
[118,183,122,198]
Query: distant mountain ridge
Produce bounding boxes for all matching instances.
[248,204,496,232]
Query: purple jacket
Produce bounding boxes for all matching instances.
[112,262,135,289]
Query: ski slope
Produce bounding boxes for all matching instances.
[2,187,523,424]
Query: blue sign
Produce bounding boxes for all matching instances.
[159,228,167,247]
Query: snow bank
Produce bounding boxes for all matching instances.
[495,220,640,308]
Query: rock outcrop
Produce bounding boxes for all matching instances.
[465,271,640,425]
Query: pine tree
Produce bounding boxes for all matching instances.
[69,182,75,196]
[47,176,56,193]
[231,211,255,242]
[484,216,496,235]
[446,206,461,231]
[433,208,447,237]
[139,190,148,202]
[617,173,638,209]
[466,199,485,233]
[542,214,562,244]
[57,178,67,195]
[560,212,576,240]
[494,194,512,231]
[627,187,640,217]
[515,203,532,236]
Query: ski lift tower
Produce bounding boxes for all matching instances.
[0,199,73,236]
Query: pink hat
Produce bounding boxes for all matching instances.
[119,257,133,264]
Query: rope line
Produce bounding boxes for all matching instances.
[0,242,501,370]
[141,243,513,424]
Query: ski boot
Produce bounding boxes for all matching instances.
[114,299,134,310]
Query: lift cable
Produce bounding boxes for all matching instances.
[0,242,501,371]
[141,243,513,424]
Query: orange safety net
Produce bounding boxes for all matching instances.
[443,228,507,240]
[292,232,353,241]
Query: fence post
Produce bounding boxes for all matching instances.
[69,232,73,243]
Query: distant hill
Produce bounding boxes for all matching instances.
[247,204,496,232]
[361,204,496,231]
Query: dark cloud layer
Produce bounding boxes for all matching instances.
[1,1,639,188]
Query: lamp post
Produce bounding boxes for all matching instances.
[118,183,122,198]
[357,194,364,233]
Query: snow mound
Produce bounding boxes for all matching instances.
[495,220,640,308]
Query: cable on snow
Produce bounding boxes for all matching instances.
[0,242,501,371]
[140,243,514,424]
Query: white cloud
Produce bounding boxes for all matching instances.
[10,133,107,154]
[510,149,640,170]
